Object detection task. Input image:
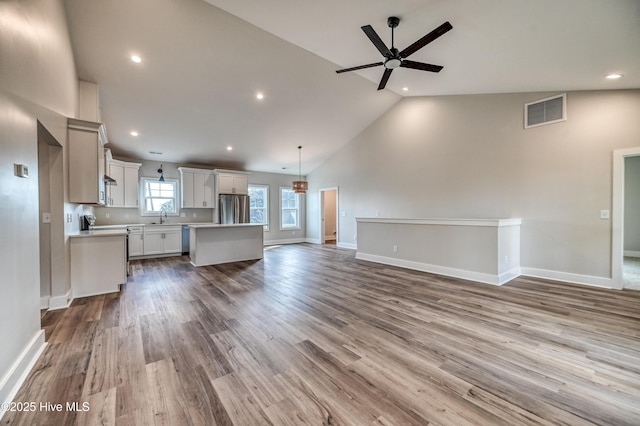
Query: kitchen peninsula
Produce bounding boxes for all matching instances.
[188,223,264,266]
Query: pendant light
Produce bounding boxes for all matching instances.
[292,146,308,194]
[157,164,165,182]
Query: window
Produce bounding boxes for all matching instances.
[280,187,300,229]
[249,184,269,231]
[140,178,179,215]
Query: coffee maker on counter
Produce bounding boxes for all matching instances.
[81,214,96,231]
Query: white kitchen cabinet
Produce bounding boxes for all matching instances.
[178,167,214,208]
[68,118,108,205]
[70,231,126,297]
[215,170,249,195]
[143,226,182,255]
[128,226,144,257]
[106,155,141,208]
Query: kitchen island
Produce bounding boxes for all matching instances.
[188,223,264,266]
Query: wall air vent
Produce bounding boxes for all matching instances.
[524,93,566,129]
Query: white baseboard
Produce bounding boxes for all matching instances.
[520,267,614,289]
[355,252,514,285]
[624,250,640,258]
[305,238,322,244]
[0,331,46,421]
[264,238,306,246]
[324,236,336,241]
[48,288,72,311]
[40,296,49,310]
[337,242,357,250]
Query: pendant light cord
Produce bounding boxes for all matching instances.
[298,146,302,181]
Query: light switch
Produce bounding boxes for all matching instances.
[600,210,610,219]
[14,163,29,178]
[341,211,346,217]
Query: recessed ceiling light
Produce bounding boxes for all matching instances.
[256,93,264,100]
[402,87,409,91]
[131,55,141,63]
[130,131,139,136]
[226,146,233,151]
[605,73,623,79]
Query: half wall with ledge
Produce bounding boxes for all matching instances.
[355,218,522,285]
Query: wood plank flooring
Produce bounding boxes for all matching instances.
[4,243,640,425]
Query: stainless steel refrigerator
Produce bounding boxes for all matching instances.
[219,194,250,224]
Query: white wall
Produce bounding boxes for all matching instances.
[0,0,78,408]
[307,90,640,283]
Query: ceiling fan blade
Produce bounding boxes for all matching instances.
[361,25,392,57]
[400,21,453,58]
[400,60,443,73]
[335,62,383,74]
[377,68,393,90]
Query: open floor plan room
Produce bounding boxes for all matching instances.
[4,244,640,426]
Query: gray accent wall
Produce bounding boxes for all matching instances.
[307,90,640,280]
[0,0,78,404]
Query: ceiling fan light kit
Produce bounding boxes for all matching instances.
[336,16,452,90]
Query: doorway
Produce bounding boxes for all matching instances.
[320,188,338,245]
[612,148,640,290]
[37,122,63,309]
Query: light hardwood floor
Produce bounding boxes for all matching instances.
[4,244,640,425]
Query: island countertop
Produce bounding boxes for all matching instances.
[187,223,264,229]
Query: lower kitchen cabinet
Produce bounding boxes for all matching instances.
[143,226,182,256]
[70,232,127,297]
[128,226,144,257]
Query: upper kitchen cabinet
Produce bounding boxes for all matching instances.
[106,152,141,208]
[215,170,249,195]
[68,118,108,205]
[178,167,215,208]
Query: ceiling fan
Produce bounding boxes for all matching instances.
[336,17,453,90]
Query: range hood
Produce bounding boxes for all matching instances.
[104,174,117,185]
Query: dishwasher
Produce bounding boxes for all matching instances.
[182,225,190,255]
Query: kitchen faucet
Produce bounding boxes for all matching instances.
[160,208,167,224]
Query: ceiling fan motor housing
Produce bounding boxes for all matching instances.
[387,16,400,28]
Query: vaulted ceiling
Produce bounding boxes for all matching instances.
[63,0,640,174]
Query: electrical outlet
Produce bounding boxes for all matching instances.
[193,213,197,217]
[42,213,51,223]
[292,231,296,236]
[354,234,357,241]
[105,213,110,219]
[125,213,130,219]
[392,245,398,253]
[180,212,186,218]
[600,210,609,219]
